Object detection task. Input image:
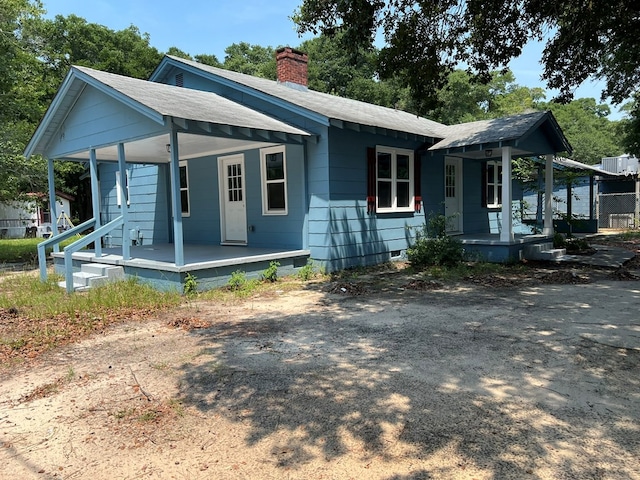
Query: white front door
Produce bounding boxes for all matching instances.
[218,154,247,244]
[444,157,463,233]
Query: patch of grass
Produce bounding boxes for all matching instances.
[0,237,79,264]
[620,230,640,240]
[0,274,182,366]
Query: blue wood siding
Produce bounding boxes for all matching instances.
[47,87,166,158]
[180,144,307,249]
[307,127,427,271]
[99,163,169,245]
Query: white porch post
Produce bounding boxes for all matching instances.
[117,143,131,260]
[500,146,513,242]
[169,128,185,266]
[89,148,102,257]
[47,157,60,252]
[543,154,554,235]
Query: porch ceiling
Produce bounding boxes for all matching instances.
[63,132,279,164]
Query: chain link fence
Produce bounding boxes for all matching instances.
[597,193,639,228]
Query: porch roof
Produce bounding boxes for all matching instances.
[428,111,572,159]
[25,66,312,160]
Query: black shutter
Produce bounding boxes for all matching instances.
[367,147,376,214]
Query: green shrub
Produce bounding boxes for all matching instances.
[553,232,566,248]
[407,214,464,268]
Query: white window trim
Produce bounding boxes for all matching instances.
[179,160,190,217]
[115,170,130,207]
[376,146,414,213]
[486,160,503,208]
[260,145,288,215]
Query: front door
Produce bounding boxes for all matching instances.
[444,157,463,233]
[218,154,247,244]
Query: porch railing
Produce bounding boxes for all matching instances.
[37,215,124,293]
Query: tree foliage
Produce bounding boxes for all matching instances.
[294,0,640,113]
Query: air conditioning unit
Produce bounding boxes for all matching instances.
[609,213,634,228]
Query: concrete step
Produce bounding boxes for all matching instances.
[59,264,125,292]
[536,248,567,260]
[524,243,566,261]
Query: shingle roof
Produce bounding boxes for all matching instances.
[75,66,310,136]
[162,55,447,139]
[430,111,550,150]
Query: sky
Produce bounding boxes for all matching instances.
[41,0,623,119]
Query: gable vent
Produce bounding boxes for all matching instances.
[175,73,184,87]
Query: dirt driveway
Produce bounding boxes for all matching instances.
[1,272,640,479]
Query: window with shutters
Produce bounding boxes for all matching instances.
[375,146,414,213]
[485,160,502,208]
[260,145,288,215]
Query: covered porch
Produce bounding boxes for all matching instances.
[24,65,314,292]
[429,111,573,261]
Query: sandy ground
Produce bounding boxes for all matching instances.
[1,275,640,479]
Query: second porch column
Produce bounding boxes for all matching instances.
[169,128,185,267]
[47,157,59,252]
[89,148,102,257]
[543,154,554,235]
[117,143,131,260]
[500,146,514,242]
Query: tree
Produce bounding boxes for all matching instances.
[430,69,546,124]
[293,0,640,114]
[539,98,624,164]
[222,42,277,79]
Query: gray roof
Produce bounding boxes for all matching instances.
[75,66,310,136]
[553,157,624,176]
[430,111,553,151]
[162,56,447,139]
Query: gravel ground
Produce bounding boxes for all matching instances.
[1,269,639,479]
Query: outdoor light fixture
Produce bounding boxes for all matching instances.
[485,149,493,157]
[165,144,171,153]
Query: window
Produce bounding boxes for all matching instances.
[115,170,129,207]
[376,146,414,212]
[260,146,288,215]
[179,161,190,216]
[485,161,503,207]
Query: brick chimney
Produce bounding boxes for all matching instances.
[276,47,308,87]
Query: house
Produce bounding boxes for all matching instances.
[522,155,639,232]
[0,192,74,239]
[25,47,571,292]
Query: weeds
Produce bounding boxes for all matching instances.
[183,272,198,296]
[297,259,317,281]
[262,261,280,282]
